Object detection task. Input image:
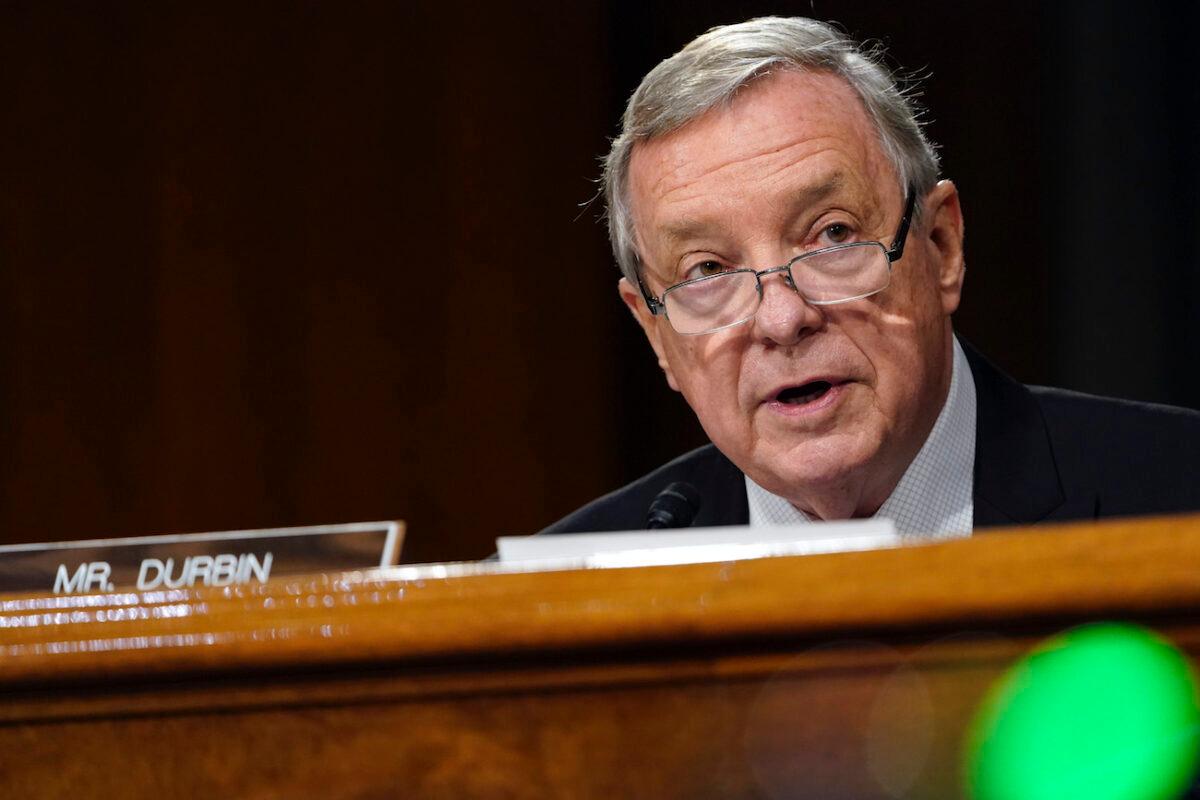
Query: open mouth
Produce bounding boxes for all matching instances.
[776,380,835,406]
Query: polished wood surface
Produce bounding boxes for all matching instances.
[4,513,1199,683]
[3,514,1200,798]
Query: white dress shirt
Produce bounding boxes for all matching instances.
[746,337,977,539]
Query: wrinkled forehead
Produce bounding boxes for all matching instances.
[626,70,899,247]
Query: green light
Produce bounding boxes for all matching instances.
[967,623,1200,800]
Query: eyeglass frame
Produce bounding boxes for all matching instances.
[635,186,918,335]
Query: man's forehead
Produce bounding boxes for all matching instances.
[655,173,848,245]
[628,70,892,212]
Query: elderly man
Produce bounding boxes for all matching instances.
[546,17,1200,536]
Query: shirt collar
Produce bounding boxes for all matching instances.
[745,337,977,538]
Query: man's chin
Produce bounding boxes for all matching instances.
[742,441,881,511]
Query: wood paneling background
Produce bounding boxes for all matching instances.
[0,2,623,561]
[1,1,1196,560]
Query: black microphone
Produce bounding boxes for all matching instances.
[645,482,702,529]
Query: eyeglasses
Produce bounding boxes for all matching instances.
[637,188,917,336]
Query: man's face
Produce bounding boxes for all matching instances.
[621,70,966,519]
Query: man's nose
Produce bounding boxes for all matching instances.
[751,268,823,347]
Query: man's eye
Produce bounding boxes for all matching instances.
[822,223,852,244]
[683,260,729,280]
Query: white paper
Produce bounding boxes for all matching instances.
[496,519,899,568]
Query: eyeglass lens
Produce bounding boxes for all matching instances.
[663,242,890,335]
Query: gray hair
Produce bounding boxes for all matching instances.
[603,16,941,286]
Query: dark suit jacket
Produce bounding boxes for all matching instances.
[543,343,1200,534]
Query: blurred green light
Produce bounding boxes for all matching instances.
[967,623,1200,800]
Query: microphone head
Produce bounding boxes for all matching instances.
[645,481,702,529]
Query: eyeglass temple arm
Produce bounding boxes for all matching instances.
[886,188,918,262]
[636,273,665,316]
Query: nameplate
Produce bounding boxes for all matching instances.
[0,521,404,596]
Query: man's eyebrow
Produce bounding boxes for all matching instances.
[658,173,847,245]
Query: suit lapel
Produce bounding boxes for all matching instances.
[689,446,750,527]
[964,342,1073,526]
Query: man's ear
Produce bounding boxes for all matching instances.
[618,276,681,392]
[922,179,966,315]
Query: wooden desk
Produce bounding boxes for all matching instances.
[3,514,1200,798]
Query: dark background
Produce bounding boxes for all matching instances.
[1,1,1196,562]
